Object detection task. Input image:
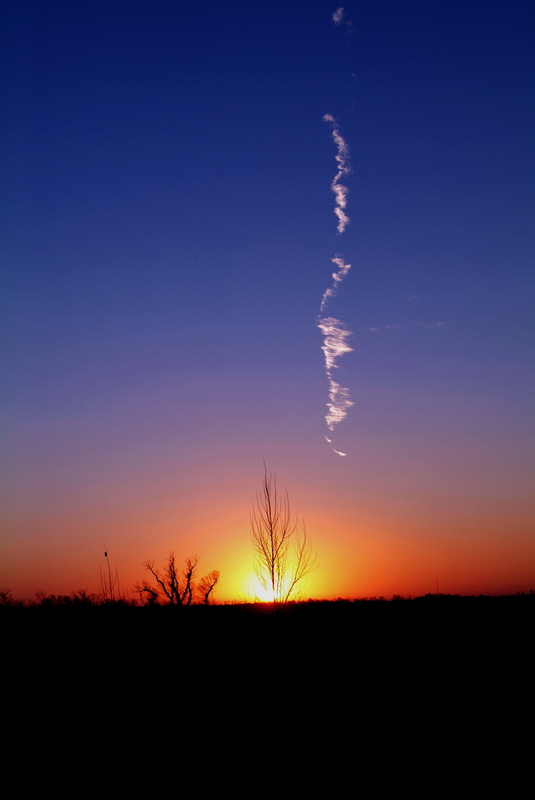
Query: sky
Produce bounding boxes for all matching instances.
[1,0,534,601]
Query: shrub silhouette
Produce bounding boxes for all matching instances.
[136,553,220,605]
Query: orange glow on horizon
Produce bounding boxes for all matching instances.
[3,487,534,603]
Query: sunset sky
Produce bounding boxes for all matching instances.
[2,0,533,601]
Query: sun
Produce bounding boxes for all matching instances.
[253,583,277,602]
[245,573,298,603]
[245,575,278,603]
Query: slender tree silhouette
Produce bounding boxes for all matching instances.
[251,466,316,604]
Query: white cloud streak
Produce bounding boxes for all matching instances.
[318,316,353,371]
[317,316,354,435]
[320,255,351,311]
[323,114,351,234]
[318,115,353,455]
[325,437,347,456]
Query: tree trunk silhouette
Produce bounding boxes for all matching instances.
[251,465,316,603]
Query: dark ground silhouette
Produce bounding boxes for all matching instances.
[5,593,532,670]
[5,594,531,762]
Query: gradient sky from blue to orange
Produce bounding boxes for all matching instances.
[1,1,533,600]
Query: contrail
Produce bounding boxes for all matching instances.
[318,114,354,455]
[323,114,351,234]
[317,317,354,443]
[320,254,351,312]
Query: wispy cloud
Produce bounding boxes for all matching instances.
[318,316,353,370]
[326,437,347,457]
[320,255,351,312]
[333,7,345,25]
[332,7,352,30]
[364,322,450,331]
[317,316,354,436]
[323,114,351,234]
[319,114,353,455]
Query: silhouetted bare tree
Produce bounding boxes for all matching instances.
[0,588,15,605]
[196,570,220,605]
[251,466,316,603]
[136,554,219,605]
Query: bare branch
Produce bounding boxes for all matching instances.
[134,580,159,605]
[282,524,317,604]
[251,466,316,604]
[141,554,216,606]
[181,556,199,605]
[144,559,174,603]
[196,571,220,605]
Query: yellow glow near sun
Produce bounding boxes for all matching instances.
[245,574,295,603]
[244,575,274,602]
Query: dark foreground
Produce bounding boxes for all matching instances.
[6,593,532,669]
[5,595,532,767]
